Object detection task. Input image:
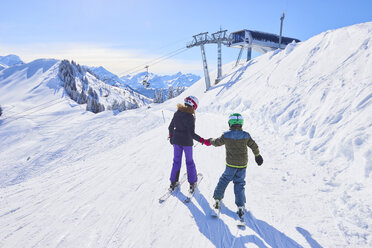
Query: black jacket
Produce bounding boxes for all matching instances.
[168,104,201,146]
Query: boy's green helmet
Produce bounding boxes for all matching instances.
[228,113,244,127]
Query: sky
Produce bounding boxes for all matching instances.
[1,0,371,76]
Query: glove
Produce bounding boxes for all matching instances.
[199,138,211,146]
[168,134,173,145]
[255,154,263,166]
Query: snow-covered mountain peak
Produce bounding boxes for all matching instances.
[85,65,122,85]
[0,54,24,67]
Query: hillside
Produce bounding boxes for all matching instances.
[0,58,151,115]
[0,22,371,248]
[59,60,151,113]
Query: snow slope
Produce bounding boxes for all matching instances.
[0,63,6,71]
[0,58,151,116]
[59,60,151,113]
[0,22,372,248]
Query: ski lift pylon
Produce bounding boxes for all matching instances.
[142,65,150,88]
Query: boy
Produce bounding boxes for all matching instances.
[208,113,263,218]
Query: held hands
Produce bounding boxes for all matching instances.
[199,138,211,146]
[255,154,263,166]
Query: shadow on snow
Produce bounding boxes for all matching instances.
[177,190,323,248]
[208,60,256,97]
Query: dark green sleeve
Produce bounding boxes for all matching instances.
[210,134,225,147]
[247,137,260,155]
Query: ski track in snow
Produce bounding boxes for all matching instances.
[1,22,372,248]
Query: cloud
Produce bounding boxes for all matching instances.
[0,42,203,76]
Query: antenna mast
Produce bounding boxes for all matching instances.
[279,12,285,49]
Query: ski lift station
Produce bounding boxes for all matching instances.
[229,29,301,53]
[187,13,301,91]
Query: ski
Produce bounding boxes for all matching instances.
[183,173,203,203]
[237,216,245,227]
[159,173,187,203]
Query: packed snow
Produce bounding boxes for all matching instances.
[0,22,371,248]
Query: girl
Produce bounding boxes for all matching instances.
[168,96,210,192]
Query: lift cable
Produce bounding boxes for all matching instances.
[119,46,189,76]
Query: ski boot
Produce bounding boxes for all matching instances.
[237,206,245,226]
[210,199,221,217]
[237,206,245,218]
[189,182,197,193]
[169,181,179,191]
[213,199,221,210]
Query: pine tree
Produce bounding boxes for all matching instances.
[159,90,164,102]
[154,89,164,103]
[154,89,160,103]
[175,87,185,97]
[167,87,174,100]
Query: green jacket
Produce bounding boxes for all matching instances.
[209,126,260,168]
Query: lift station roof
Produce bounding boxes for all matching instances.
[229,29,301,53]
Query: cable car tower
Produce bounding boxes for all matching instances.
[210,29,229,83]
[187,29,229,91]
[187,15,300,91]
[187,32,211,90]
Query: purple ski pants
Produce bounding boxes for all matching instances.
[170,145,197,183]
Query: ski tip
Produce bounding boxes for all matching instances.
[237,218,245,228]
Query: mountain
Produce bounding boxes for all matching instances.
[0,22,371,247]
[87,66,200,100]
[59,60,151,113]
[0,58,151,114]
[0,54,24,68]
[122,71,200,89]
[120,71,201,98]
[85,66,131,88]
